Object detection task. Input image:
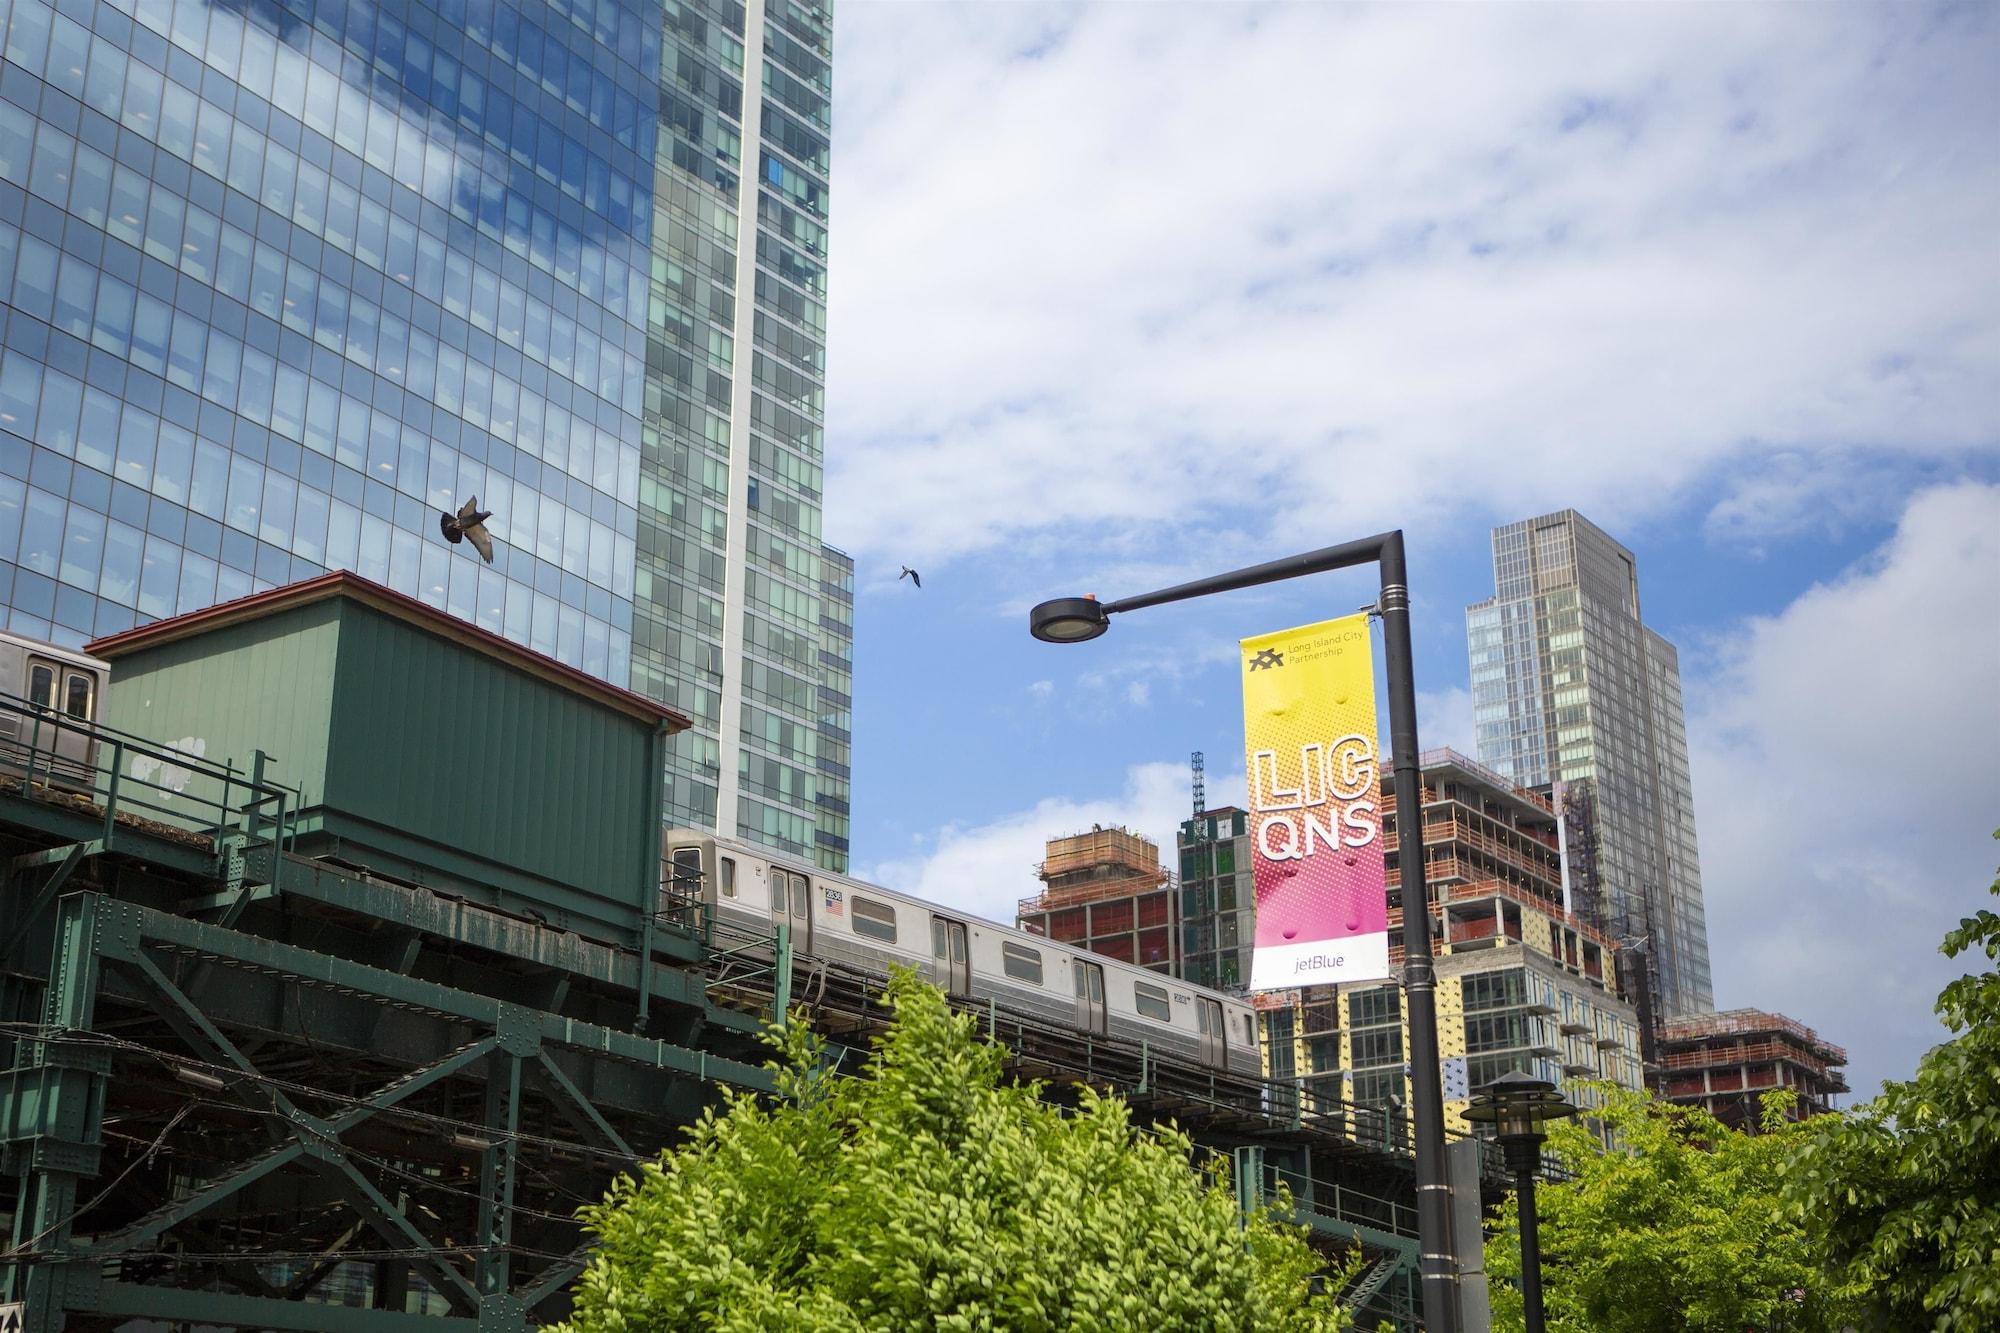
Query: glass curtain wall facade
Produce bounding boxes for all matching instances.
[0,0,851,871]
[634,0,846,871]
[0,0,656,675]
[1465,510,1713,1016]
[1176,807,1252,992]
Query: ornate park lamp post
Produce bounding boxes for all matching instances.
[1463,1070,1578,1333]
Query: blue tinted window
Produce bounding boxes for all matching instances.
[59,505,106,590]
[35,372,83,458]
[0,353,40,438]
[19,486,66,576]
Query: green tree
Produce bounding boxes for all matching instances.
[1781,841,2000,1330]
[559,970,1354,1332]
[1483,1085,1830,1333]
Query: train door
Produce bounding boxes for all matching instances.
[1073,960,1106,1035]
[27,654,94,778]
[771,868,812,953]
[930,915,969,997]
[670,846,704,902]
[1196,997,1226,1069]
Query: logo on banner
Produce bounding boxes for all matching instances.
[1240,614,1391,990]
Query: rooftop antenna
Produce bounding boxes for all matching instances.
[1190,751,1208,839]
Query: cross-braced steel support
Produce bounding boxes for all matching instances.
[0,890,770,1332]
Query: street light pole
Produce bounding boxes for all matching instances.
[1507,1140,1547,1333]
[1029,530,1460,1333]
[1463,1071,1579,1333]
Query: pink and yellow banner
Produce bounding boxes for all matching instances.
[1241,614,1390,990]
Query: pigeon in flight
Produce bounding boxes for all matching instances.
[899,566,921,589]
[440,497,495,563]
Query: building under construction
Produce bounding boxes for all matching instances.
[1654,1008,1849,1130]
[1263,749,1646,1139]
[1016,826,1179,973]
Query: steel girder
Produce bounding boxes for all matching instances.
[0,891,772,1332]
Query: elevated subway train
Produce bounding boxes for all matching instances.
[667,830,1262,1078]
[0,631,108,783]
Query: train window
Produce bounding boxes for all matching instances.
[28,663,54,708]
[1001,942,1043,985]
[671,847,702,892]
[852,896,896,942]
[63,672,92,721]
[1134,981,1172,1023]
[720,857,736,898]
[789,872,809,921]
[1243,1013,1255,1044]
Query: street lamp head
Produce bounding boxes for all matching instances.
[1029,596,1111,643]
[1462,1071,1579,1142]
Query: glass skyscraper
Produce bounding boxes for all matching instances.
[633,0,845,871]
[1465,510,1713,1018]
[0,0,849,869]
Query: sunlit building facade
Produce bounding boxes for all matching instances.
[1466,511,1713,1017]
[0,0,849,869]
[633,0,847,870]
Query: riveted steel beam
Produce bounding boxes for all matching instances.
[85,1036,503,1259]
[91,1279,478,1333]
[517,1254,586,1311]
[473,1051,523,1302]
[98,900,770,1091]
[108,946,482,1313]
[531,1050,633,1159]
[6,893,107,1333]
[0,840,102,964]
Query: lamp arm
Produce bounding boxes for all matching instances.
[1098,533,1396,617]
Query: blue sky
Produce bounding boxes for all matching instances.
[818,3,2000,1100]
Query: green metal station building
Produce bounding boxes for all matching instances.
[0,573,1446,1332]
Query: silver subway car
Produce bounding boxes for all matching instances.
[667,830,1260,1078]
[0,632,107,784]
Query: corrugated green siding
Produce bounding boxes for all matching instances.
[102,602,341,817]
[102,595,660,941]
[322,604,652,918]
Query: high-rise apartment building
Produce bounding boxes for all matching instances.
[635,0,848,871]
[1466,511,1712,1017]
[1176,806,1254,992]
[0,0,849,869]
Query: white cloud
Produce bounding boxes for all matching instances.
[1027,678,1055,701]
[1701,452,1958,553]
[1688,481,2000,1098]
[856,760,1246,927]
[1417,686,1476,758]
[1124,680,1150,708]
[825,5,2000,567]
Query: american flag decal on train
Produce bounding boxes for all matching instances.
[824,888,843,916]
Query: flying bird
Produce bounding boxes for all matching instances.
[440,497,495,563]
[899,566,921,589]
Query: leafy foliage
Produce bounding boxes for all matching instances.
[558,969,1355,1332]
[1483,1085,1830,1333]
[1781,839,2000,1330]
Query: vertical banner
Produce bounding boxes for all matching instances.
[1241,613,1389,990]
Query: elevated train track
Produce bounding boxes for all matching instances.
[0,580,1486,1331]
